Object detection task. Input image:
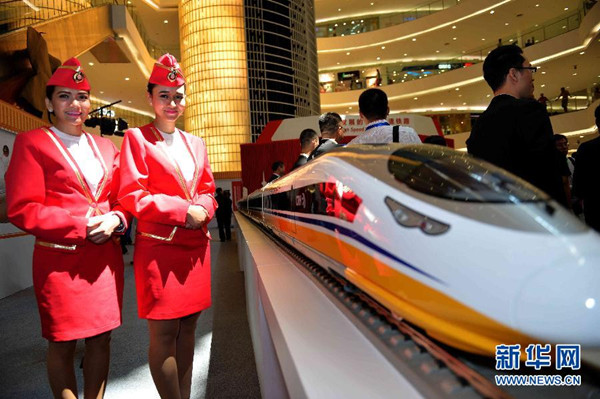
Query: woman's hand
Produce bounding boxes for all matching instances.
[185,205,209,229]
[86,213,121,244]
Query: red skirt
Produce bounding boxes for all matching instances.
[33,239,124,342]
[133,236,211,319]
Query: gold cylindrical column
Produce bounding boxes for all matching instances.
[179,0,250,176]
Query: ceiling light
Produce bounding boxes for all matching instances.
[541,71,546,74]
[163,20,168,24]
[573,73,577,76]
[564,7,568,10]
[535,3,539,6]
[505,22,509,25]
[414,97,418,100]
[376,57,381,60]
[541,84,546,88]
[370,2,374,5]
[128,101,132,103]
[100,91,104,94]
[404,53,408,56]
[412,38,416,41]
[343,22,346,26]
[88,62,94,66]
[125,77,130,81]
[381,46,385,49]
[346,52,350,55]
[349,106,352,109]
[463,102,467,105]
[458,94,462,97]
[452,25,456,29]
[490,10,495,14]
[455,88,460,91]
[334,23,338,27]
[486,94,491,97]
[337,62,340,65]
[440,102,444,105]
[580,51,585,55]
[436,50,440,53]
[338,8,341,11]
[453,37,457,40]
[482,38,486,41]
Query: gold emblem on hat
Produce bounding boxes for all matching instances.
[167,68,178,82]
[73,67,84,84]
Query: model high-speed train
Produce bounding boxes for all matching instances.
[238,144,600,357]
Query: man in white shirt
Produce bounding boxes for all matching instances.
[349,88,421,145]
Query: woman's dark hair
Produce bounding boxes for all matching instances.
[46,85,55,100]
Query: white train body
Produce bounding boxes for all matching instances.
[239,144,600,356]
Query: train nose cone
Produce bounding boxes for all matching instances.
[513,259,600,346]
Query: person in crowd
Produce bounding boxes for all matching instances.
[5,58,128,399]
[558,87,570,112]
[537,93,549,110]
[573,105,600,231]
[215,187,230,242]
[309,112,345,160]
[0,145,10,196]
[467,45,567,206]
[268,161,285,182]
[118,53,217,399]
[219,190,233,241]
[349,88,421,145]
[293,128,319,169]
[423,135,447,146]
[553,134,574,209]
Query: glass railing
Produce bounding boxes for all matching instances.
[0,0,179,60]
[0,0,90,35]
[315,0,461,38]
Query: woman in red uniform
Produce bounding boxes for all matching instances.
[118,54,216,399]
[5,58,128,399]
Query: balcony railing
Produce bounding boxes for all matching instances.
[315,0,461,38]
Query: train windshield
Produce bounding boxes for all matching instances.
[388,146,548,203]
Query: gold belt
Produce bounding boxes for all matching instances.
[36,239,77,251]
[138,227,178,242]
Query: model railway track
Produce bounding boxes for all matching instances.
[246,216,513,399]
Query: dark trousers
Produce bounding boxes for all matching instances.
[217,215,231,241]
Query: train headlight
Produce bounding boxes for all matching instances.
[385,197,450,235]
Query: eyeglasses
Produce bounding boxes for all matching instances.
[516,66,538,73]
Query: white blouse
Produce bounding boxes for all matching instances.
[51,127,103,195]
[158,128,196,183]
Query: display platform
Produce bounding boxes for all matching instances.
[235,212,424,399]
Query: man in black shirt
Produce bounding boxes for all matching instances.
[467,45,566,205]
[309,112,345,160]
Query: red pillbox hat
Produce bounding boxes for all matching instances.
[149,53,185,87]
[46,57,90,91]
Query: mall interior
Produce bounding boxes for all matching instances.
[0,1,599,398]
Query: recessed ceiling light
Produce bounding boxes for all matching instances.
[486,94,491,97]
[100,91,104,94]
[564,7,569,10]
[412,38,416,41]
[482,38,486,41]
[463,102,467,105]
[88,62,94,66]
[453,37,457,40]
[163,20,168,24]
[376,56,381,60]
[334,23,338,27]
[338,8,341,11]
[336,62,340,65]
[458,94,462,97]
[370,2,374,5]
[505,22,509,25]
[404,53,407,56]
[490,10,495,14]
[580,51,585,55]
[346,52,350,55]
[455,88,460,91]
[573,73,577,76]
[125,77,130,81]
[343,22,346,26]
[414,97,418,100]
[440,102,444,105]
[541,84,546,87]
[435,50,440,53]
[535,3,539,6]
[381,46,385,49]
[127,0,131,3]
[452,25,456,29]
[541,71,546,74]
[562,25,567,29]
[128,101,132,103]
[349,106,352,109]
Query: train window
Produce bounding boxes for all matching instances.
[294,180,362,222]
[388,146,547,203]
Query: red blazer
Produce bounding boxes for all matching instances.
[118,124,216,243]
[6,127,128,245]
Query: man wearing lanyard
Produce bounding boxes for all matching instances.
[349,88,421,145]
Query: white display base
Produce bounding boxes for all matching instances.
[235,212,424,399]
